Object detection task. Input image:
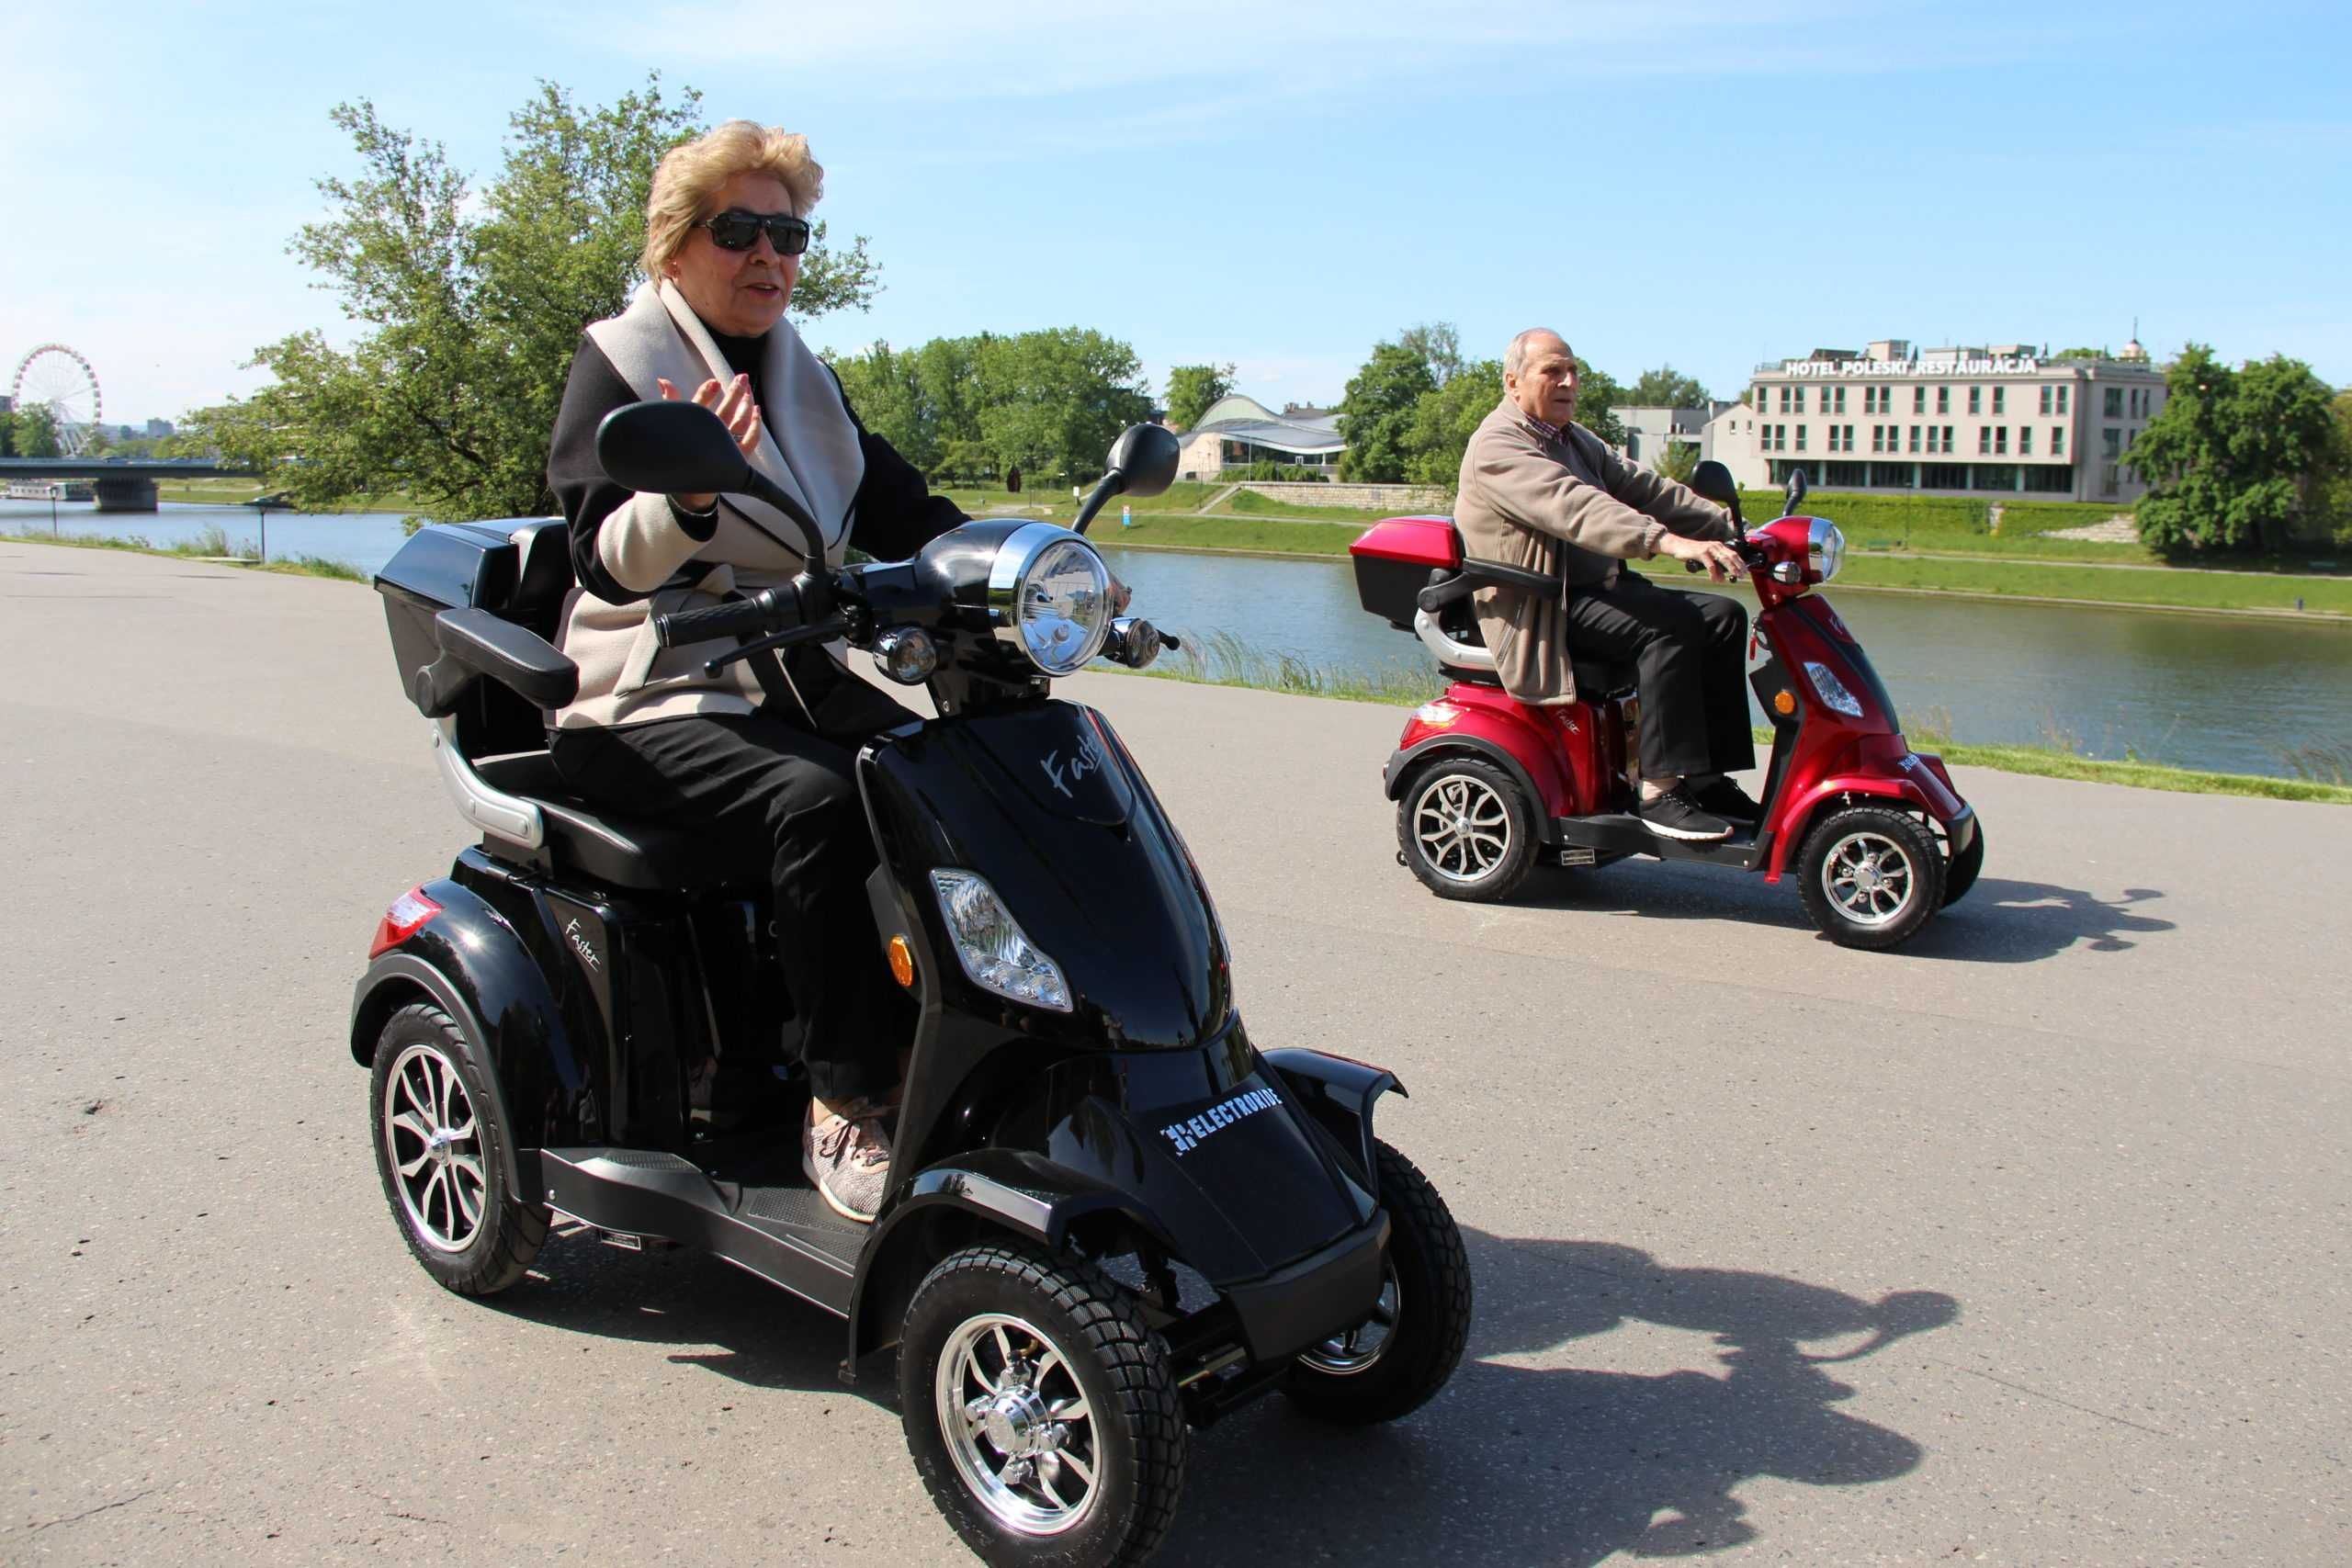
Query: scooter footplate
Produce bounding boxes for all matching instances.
[1553,814,1767,870]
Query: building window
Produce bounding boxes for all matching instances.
[1995,426,2008,455]
[2104,387,2123,417]
[1794,388,1806,414]
[2019,427,2033,456]
[1908,424,1921,453]
[1994,387,2007,415]
[2052,427,2065,457]
[1795,424,1808,451]
[1968,386,1982,414]
[2101,463,2120,496]
[1937,386,1951,415]
[2040,385,2053,416]
[1978,427,1991,455]
[2102,427,2121,458]
[1914,386,1927,414]
[1831,386,1847,413]
[1941,425,1955,454]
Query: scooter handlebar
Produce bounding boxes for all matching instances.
[653,585,797,648]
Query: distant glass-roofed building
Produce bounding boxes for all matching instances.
[1176,393,1346,479]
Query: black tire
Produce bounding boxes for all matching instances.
[368,1001,546,1296]
[1396,755,1538,903]
[899,1246,1185,1568]
[1285,1141,1473,1425]
[1942,816,1985,907]
[1795,804,1947,950]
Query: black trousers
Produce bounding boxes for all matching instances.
[1562,570,1756,783]
[548,651,914,1104]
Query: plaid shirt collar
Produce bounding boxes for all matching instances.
[1520,406,1568,444]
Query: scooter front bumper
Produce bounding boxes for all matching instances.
[1223,1208,1390,1363]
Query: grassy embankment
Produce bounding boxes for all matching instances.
[154,477,422,513]
[0,524,367,580]
[1095,487,2352,616]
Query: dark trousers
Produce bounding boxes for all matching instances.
[1562,571,1756,783]
[548,652,914,1104]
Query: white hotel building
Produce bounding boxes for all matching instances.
[1703,338,2167,503]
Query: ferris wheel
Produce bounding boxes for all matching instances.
[11,344,103,456]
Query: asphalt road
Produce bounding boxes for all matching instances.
[5,541,2347,1566]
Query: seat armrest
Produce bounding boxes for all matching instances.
[413,606,579,716]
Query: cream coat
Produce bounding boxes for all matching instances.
[551,282,866,730]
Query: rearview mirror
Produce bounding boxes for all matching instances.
[1103,423,1181,499]
[1687,460,1739,509]
[595,400,752,499]
[1785,467,1809,512]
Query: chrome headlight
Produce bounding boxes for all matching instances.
[989,523,1113,676]
[1808,518,1846,581]
[930,869,1072,1012]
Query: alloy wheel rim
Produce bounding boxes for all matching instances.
[382,1043,488,1254]
[936,1312,1100,1537]
[1413,774,1511,883]
[1820,830,1917,926]
[1296,1264,1400,1377]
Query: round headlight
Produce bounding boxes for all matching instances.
[1808,519,1846,581]
[989,524,1113,675]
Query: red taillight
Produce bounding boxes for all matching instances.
[369,887,442,958]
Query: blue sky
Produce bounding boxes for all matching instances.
[4,0,2346,426]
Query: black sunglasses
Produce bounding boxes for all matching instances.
[697,209,812,255]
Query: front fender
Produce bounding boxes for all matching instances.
[844,1147,1181,1369]
[1261,1047,1404,1193]
[1767,769,1965,881]
[348,878,583,1170]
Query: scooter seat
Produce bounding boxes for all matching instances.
[473,752,756,893]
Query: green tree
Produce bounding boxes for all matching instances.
[828,328,1151,484]
[1163,363,1234,430]
[2132,344,2341,556]
[179,80,881,524]
[1397,357,1503,487]
[1651,439,1702,482]
[2052,345,2110,359]
[0,410,15,458]
[1337,338,1439,481]
[1397,321,1464,387]
[1627,365,1711,409]
[2325,390,2352,547]
[1571,356,1627,449]
[12,405,61,458]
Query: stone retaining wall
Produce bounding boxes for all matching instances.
[1239,480,1452,513]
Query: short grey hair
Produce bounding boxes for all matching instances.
[1505,328,1567,378]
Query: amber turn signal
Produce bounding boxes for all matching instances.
[888,934,916,988]
[1772,689,1798,716]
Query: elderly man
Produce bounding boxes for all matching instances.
[1455,329,1758,842]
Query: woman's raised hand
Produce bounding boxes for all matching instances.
[656,374,765,513]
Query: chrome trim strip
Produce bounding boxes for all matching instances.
[1413,607,1497,671]
[430,716,545,849]
[986,520,1112,672]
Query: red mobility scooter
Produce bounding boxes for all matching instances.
[1348,464,1982,950]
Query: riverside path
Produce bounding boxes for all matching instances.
[4,539,2347,1566]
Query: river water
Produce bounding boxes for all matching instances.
[10,499,2348,780]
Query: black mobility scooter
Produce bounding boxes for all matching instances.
[350,403,1472,1567]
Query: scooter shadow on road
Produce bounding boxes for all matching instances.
[484,1226,1957,1568]
[1511,864,2174,964]
[1164,1231,1959,1567]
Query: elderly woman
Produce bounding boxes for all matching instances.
[542,120,965,1222]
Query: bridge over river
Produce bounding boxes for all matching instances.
[0,455,242,512]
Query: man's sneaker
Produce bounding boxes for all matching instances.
[1690,776,1764,822]
[1637,788,1735,842]
[803,1102,892,1223]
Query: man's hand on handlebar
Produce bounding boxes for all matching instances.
[1658,534,1747,582]
[655,373,763,512]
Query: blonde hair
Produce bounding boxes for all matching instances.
[641,120,824,280]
